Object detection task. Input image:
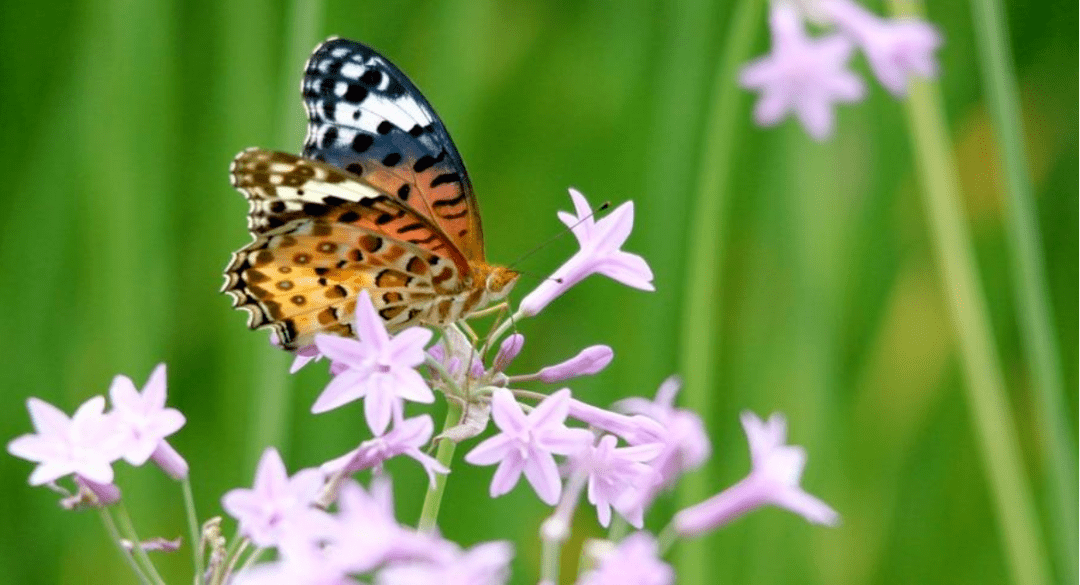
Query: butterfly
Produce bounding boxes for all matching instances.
[223,38,518,351]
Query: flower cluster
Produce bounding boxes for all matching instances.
[8,189,838,585]
[741,0,942,140]
[7,364,187,506]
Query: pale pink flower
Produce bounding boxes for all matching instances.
[822,0,942,96]
[567,399,667,446]
[107,363,186,469]
[8,396,124,486]
[69,475,122,507]
[674,412,839,536]
[233,545,357,585]
[313,291,434,435]
[572,434,663,528]
[328,478,455,573]
[519,189,653,317]
[464,389,593,505]
[221,448,331,548]
[149,441,189,480]
[740,4,864,140]
[377,541,513,585]
[320,415,447,487]
[289,343,324,374]
[615,376,710,493]
[493,334,525,373]
[577,532,673,585]
[537,345,614,383]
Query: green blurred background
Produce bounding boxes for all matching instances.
[0,0,1075,583]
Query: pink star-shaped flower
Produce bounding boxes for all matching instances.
[108,363,186,469]
[740,4,865,140]
[313,291,434,435]
[8,396,124,486]
[615,376,710,495]
[221,448,331,548]
[377,541,514,585]
[578,532,673,585]
[572,434,662,528]
[822,0,942,96]
[320,415,448,488]
[464,389,593,505]
[673,412,839,536]
[519,189,653,317]
[325,478,456,574]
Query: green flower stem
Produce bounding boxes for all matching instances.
[675,0,764,583]
[656,520,678,557]
[895,29,1052,585]
[98,508,152,585]
[540,470,587,584]
[965,0,1077,579]
[181,479,205,585]
[115,503,167,585]
[417,398,464,532]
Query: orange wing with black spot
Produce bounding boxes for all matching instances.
[300,37,485,261]
[224,150,472,349]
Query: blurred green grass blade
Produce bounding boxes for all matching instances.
[966,0,1077,579]
[895,13,1052,585]
[675,0,764,583]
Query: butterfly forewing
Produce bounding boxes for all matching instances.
[300,38,485,261]
[231,148,470,275]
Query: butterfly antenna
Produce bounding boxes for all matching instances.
[508,201,610,269]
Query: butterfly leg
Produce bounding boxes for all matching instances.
[465,302,509,321]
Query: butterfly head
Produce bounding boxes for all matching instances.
[475,263,519,302]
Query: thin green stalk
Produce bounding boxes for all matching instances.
[181,479,205,585]
[417,399,464,532]
[897,52,1052,585]
[98,508,152,585]
[115,504,168,585]
[964,0,1077,580]
[675,0,764,583]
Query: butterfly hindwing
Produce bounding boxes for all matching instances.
[300,37,485,261]
[223,216,466,349]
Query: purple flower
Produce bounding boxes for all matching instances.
[740,4,864,140]
[107,364,186,470]
[567,399,667,446]
[377,541,513,585]
[328,478,454,573]
[313,291,434,435]
[673,412,839,536]
[572,434,662,528]
[578,532,673,585]
[149,440,190,480]
[493,334,525,373]
[427,326,485,386]
[464,389,593,505]
[320,415,448,488]
[221,448,331,548]
[8,396,124,486]
[519,189,653,317]
[537,345,614,383]
[822,0,942,96]
[614,376,710,493]
[233,546,357,585]
[289,343,324,374]
[68,475,122,508]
